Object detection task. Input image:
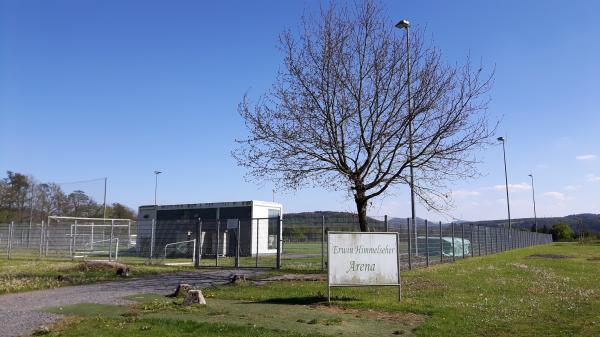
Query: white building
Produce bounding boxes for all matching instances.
[137,200,283,257]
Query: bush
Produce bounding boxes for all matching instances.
[550,223,575,241]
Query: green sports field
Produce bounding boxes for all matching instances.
[36,242,600,337]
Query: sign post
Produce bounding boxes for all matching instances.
[327,232,401,302]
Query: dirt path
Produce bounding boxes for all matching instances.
[0,269,263,337]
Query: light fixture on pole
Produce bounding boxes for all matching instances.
[395,19,417,255]
[153,170,162,206]
[497,137,512,246]
[528,174,538,233]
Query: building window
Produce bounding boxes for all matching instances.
[267,209,280,249]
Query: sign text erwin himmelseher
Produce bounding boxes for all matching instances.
[328,233,399,286]
[332,245,396,273]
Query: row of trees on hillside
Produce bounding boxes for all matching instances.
[0,171,136,223]
[537,223,598,241]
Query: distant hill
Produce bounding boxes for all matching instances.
[284,211,381,226]
[283,211,600,233]
[468,213,600,233]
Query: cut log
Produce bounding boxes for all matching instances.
[183,289,206,306]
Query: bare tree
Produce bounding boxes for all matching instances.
[234,1,494,231]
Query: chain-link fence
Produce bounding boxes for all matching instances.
[142,218,282,268]
[1,215,553,273]
[0,217,136,261]
[281,216,553,271]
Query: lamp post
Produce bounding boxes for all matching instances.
[528,174,538,233]
[497,137,512,247]
[153,171,162,206]
[103,177,107,219]
[395,19,417,254]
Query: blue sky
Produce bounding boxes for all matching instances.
[1,0,599,221]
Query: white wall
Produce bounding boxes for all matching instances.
[250,201,283,255]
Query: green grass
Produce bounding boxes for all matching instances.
[283,242,323,255]
[44,316,324,337]
[28,242,600,336]
[0,258,191,294]
[204,242,600,337]
[0,249,323,295]
[44,294,418,337]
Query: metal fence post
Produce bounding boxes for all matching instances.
[255,218,259,268]
[39,220,44,258]
[109,219,114,261]
[321,215,325,271]
[384,215,388,232]
[7,221,14,259]
[470,224,474,257]
[451,222,455,262]
[484,227,488,255]
[439,221,443,263]
[127,220,132,249]
[425,219,429,267]
[45,218,50,257]
[477,225,481,256]
[276,216,282,270]
[407,218,412,270]
[216,219,220,267]
[414,218,418,256]
[494,227,498,253]
[69,222,73,257]
[235,219,240,268]
[195,218,202,269]
[150,219,155,261]
[461,223,465,258]
[73,220,78,259]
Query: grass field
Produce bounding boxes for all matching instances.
[35,242,600,337]
[0,243,324,295]
[0,258,190,294]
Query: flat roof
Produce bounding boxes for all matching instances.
[139,200,282,210]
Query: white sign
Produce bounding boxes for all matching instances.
[328,232,400,286]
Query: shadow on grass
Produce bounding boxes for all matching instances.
[249,295,356,305]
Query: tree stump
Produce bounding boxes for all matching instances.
[116,267,130,277]
[183,289,206,306]
[230,274,246,284]
[167,283,192,298]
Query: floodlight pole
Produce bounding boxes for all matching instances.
[396,19,417,255]
[528,174,538,233]
[498,137,512,247]
[154,171,162,206]
[103,177,107,219]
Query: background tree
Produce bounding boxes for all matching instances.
[0,171,136,221]
[550,223,574,241]
[234,1,494,231]
[0,171,31,222]
[109,202,136,219]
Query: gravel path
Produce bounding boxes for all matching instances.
[0,269,263,337]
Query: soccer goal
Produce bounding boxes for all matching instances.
[74,238,120,259]
[46,216,133,261]
[163,239,197,266]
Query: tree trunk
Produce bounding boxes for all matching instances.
[354,189,369,232]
